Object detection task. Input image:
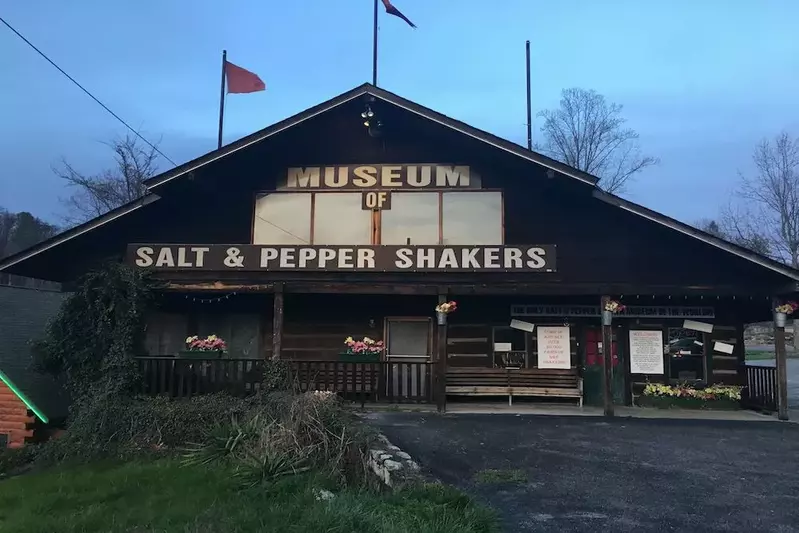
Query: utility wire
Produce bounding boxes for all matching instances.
[0,16,177,166]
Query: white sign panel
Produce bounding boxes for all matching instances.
[629,330,665,374]
[537,326,571,369]
[510,319,535,332]
[494,342,512,352]
[713,341,735,354]
[683,320,713,333]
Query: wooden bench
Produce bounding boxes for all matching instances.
[446,367,583,406]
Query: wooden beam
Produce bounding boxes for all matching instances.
[601,295,614,417]
[272,283,284,361]
[772,296,789,421]
[436,290,448,413]
[163,281,274,292]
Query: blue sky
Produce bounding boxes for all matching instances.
[1,0,798,224]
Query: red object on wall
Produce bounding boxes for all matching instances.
[585,329,618,367]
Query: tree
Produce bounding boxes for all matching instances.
[0,207,59,287]
[54,135,159,225]
[537,88,658,194]
[695,212,772,257]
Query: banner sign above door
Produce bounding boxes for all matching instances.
[283,165,479,190]
[510,305,715,319]
[128,244,556,272]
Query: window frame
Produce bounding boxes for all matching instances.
[383,317,433,359]
[251,189,505,246]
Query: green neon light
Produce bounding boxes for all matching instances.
[0,369,49,424]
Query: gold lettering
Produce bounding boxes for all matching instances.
[435,165,470,187]
[381,165,403,187]
[286,167,320,188]
[324,167,347,188]
[352,166,377,187]
[407,165,432,187]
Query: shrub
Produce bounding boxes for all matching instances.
[183,391,375,487]
[36,392,255,464]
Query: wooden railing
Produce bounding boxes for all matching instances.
[135,357,265,398]
[135,357,436,404]
[742,363,777,412]
[292,360,435,405]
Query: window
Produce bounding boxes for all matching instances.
[253,193,311,244]
[443,192,502,244]
[667,328,705,381]
[386,319,431,358]
[313,193,372,244]
[492,326,527,368]
[381,193,439,245]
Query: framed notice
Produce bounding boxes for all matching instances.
[629,330,664,374]
[536,326,571,369]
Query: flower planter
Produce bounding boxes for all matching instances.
[339,352,381,363]
[178,350,223,359]
[637,395,740,410]
[436,311,447,326]
[775,311,787,328]
[601,310,613,326]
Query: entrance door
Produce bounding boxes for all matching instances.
[385,318,432,399]
[583,327,624,406]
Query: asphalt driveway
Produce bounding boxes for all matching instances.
[368,412,799,532]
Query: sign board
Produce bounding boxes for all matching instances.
[536,326,571,369]
[510,305,715,319]
[629,330,664,374]
[283,164,478,190]
[361,191,392,210]
[127,244,557,272]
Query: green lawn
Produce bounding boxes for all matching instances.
[745,350,799,361]
[0,460,496,533]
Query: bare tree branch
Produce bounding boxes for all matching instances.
[54,134,159,225]
[537,88,658,193]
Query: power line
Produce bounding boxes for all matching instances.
[0,16,177,166]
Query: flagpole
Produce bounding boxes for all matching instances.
[372,0,378,85]
[218,50,227,149]
[526,40,532,150]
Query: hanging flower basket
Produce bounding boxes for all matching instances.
[435,301,458,325]
[602,300,625,326]
[774,302,798,328]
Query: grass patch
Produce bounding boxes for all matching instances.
[0,459,498,533]
[745,349,799,361]
[474,468,527,485]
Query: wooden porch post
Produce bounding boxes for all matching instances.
[772,296,789,421]
[601,295,615,417]
[436,291,448,412]
[272,283,284,361]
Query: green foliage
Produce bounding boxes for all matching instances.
[474,468,528,485]
[261,358,294,392]
[32,262,159,399]
[0,460,499,533]
[36,393,254,464]
[0,446,38,478]
[182,391,374,487]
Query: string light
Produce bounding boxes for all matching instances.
[184,292,238,304]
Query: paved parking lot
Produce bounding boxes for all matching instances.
[369,412,799,532]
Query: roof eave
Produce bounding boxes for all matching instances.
[592,189,799,283]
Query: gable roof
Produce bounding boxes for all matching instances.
[1,82,799,285]
[144,83,599,190]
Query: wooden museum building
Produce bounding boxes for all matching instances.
[2,84,796,416]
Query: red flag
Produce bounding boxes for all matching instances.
[381,0,416,28]
[225,61,265,94]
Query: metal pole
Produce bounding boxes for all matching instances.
[526,40,532,150]
[372,0,379,85]
[773,297,790,420]
[217,50,227,149]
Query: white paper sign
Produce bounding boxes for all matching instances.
[510,319,535,332]
[629,330,664,374]
[683,320,713,333]
[713,341,735,354]
[494,342,512,352]
[537,326,571,369]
